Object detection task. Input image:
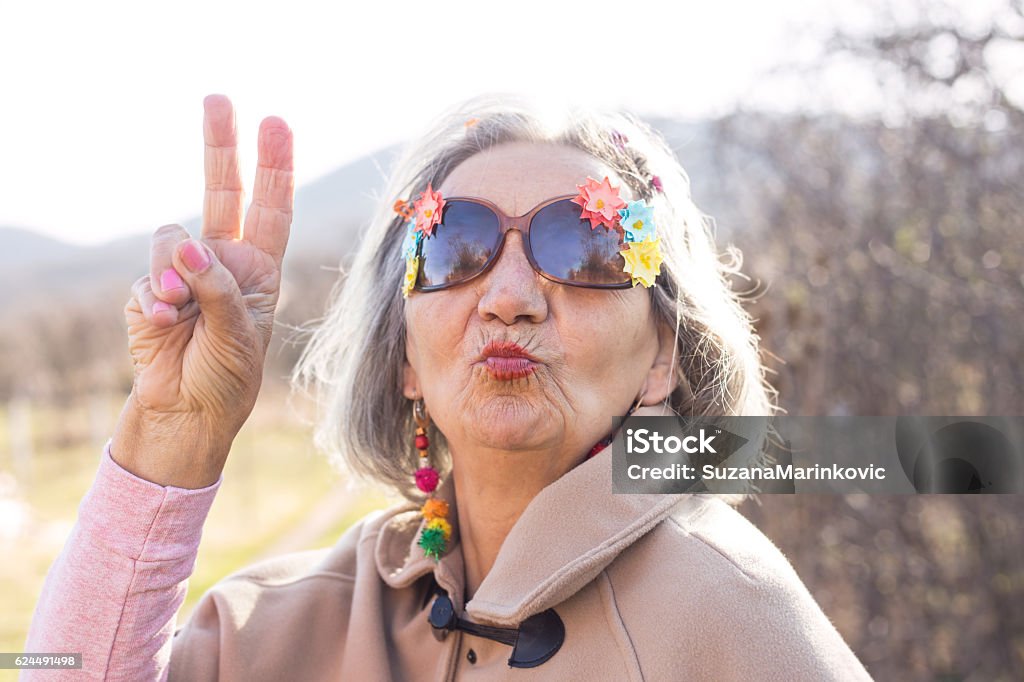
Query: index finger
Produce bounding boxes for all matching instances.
[202,94,244,241]
[242,116,295,265]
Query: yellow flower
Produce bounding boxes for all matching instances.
[621,237,663,288]
[402,256,419,298]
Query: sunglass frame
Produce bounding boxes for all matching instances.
[414,194,634,292]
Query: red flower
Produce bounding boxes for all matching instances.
[413,183,445,237]
[571,176,626,230]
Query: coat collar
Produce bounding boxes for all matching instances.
[374,435,695,627]
[374,466,465,607]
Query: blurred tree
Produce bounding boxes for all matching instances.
[830,0,1024,124]
[710,0,1024,416]
[728,4,1024,681]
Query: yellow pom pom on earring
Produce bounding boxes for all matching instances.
[426,517,452,541]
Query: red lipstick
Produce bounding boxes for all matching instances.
[479,341,539,380]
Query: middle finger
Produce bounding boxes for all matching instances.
[202,94,244,240]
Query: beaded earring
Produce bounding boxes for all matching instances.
[413,398,451,561]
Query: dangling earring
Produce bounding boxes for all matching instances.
[628,389,647,417]
[413,398,450,561]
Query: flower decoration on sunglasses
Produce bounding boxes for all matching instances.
[571,176,627,230]
[398,184,448,298]
[401,219,421,259]
[620,236,663,288]
[573,176,664,288]
[413,183,445,238]
[619,200,657,243]
[393,199,414,220]
[402,255,420,298]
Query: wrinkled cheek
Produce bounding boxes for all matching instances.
[558,328,615,388]
[404,306,433,377]
[525,356,591,414]
[561,334,646,404]
[406,299,466,384]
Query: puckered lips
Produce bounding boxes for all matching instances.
[478,340,540,381]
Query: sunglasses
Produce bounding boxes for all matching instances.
[412,195,635,292]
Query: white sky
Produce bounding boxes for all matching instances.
[0,0,990,246]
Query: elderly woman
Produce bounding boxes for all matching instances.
[24,94,872,681]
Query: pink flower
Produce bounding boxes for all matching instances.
[413,183,445,237]
[571,176,627,230]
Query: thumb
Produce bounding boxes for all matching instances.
[173,238,250,338]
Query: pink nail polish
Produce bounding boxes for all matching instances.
[160,268,185,292]
[152,300,174,315]
[181,240,211,272]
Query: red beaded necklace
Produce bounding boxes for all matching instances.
[585,399,642,461]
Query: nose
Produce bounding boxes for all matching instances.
[476,229,549,325]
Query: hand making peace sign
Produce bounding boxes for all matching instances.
[113,94,295,489]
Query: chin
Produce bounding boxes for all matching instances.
[469,395,553,447]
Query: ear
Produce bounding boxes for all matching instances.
[639,318,679,405]
[403,356,421,400]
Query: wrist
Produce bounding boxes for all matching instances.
[110,390,234,489]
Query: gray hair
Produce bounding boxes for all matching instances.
[289,93,779,503]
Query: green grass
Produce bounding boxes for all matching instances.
[0,390,402,681]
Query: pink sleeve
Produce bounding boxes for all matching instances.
[22,438,222,681]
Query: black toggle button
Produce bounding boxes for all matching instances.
[427,592,565,668]
[428,592,457,641]
[508,607,565,668]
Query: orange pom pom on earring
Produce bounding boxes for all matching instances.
[421,498,449,520]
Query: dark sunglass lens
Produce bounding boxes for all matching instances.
[419,201,501,288]
[530,200,630,285]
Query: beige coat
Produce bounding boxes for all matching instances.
[169,443,873,681]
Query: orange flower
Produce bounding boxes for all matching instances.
[393,198,414,220]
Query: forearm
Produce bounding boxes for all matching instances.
[23,439,221,680]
